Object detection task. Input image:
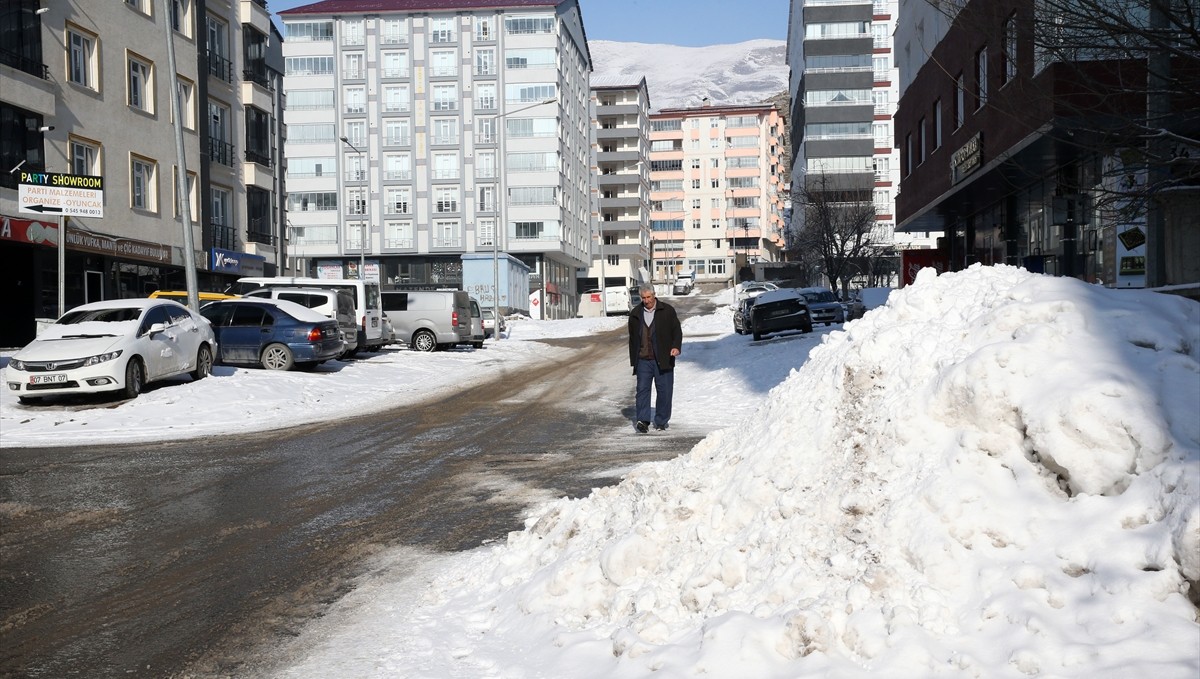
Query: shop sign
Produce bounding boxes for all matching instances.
[17,171,105,218]
[210,247,266,276]
[0,215,60,245]
[65,228,171,263]
[950,132,983,184]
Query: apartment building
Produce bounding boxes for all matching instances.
[647,102,786,285]
[585,76,650,293]
[0,0,285,347]
[785,0,937,272]
[278,0,593,320]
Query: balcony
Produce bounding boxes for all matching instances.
[243,68,274,91]
[345,169,367,182]
[210,223,236,250]
[0,48,49,80]
[209,139,235,166]
[207,51,233,83]
[384,169,412,181]
[245,148,273,167]
[381,33,408,45]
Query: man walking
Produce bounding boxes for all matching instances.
[628,285,683,433]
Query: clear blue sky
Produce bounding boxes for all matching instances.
[268,0,787,46]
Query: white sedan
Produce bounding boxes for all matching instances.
[5,299,217,405]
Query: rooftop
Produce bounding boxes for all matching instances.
[279,0,563,15]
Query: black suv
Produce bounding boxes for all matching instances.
[750,289,813,341]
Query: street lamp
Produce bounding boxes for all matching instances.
[340,136,367,280]
[489,96,555,338]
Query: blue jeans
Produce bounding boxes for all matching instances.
[635,358,673,426]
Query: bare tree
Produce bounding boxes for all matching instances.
[792,170,884,299]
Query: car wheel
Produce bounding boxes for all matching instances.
[191,344,213,381]
[261,343,295,371]
[411,329,437,352]
[752,330,762,341]
[123,358,145,399]
[296,361,319,371]
[804,322,814,333]
[18,395,42,405]
[472,342,484,349]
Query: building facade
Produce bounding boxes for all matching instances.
[785,0,937,289]
[0,0,285,347]
[647,102,786,285]
[893,0,1199,289]
[585,77,650,293]
[278,0,593,319]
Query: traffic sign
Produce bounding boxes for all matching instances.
[17,171,105,218]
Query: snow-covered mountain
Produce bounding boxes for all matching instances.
[589,39,788,111]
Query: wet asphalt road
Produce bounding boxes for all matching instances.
[0,295,716,679]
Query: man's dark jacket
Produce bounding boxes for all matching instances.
[627,301,683,374]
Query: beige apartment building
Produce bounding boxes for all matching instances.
[0,0,286,347]
[648,102,787,285]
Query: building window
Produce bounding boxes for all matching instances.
[381,19,408,44]
[171,0,192,37]
[287,192,337,211]
[933,99,942,150]
[475,48,496,75]
[381,51,409,78]
[905,132,913,177]
[477,185,496,211]
[1002,14,1017,85]
[434,186,459,213]
[125,0,149,15]
[430,50,457,77]
[475,17,495,41]
[127,53,154,113]
[285,21,334,42]
[430,17,456,43]
[432,152,459,180]
[385,187,411,214]
[131,156,157,211]
[514,221,545,238]
[505,83,555,104]
[285,56,334,76]
[432,84,459,111]
[975,47,988,109]
[504,16,555,34]
[384,120,410,146]
[384,154,411,181]
[918,117,926,164]
[70,138,100,176]
[176,77,196,129]
[383,86,410,112]
[67,26,98,89]
[955,72,965,128]
[343,86,366,113]
[475,83,497,111]
[211,186,232,246]
[431,118,458,146]
[509,187,556,205]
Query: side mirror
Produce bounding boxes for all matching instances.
[148,322,167,336]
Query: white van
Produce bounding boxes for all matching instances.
[242,287,359,357]
[380,289,473,352]
[227,277,385,352]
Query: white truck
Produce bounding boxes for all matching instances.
[672,270,696,295]
[603,286,634,316]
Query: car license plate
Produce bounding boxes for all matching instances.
[30,373,68,385]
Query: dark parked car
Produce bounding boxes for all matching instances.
[733,297,757,335]
[798,287,845,325]
[200,298,344,370]
[750,289,813,341]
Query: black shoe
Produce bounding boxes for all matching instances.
[653,423,668,431]
[635,421,650,433]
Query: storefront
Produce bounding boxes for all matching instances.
[1,215,185,346]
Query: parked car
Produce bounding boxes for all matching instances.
[6,299,216,404]
[200,298,343,370]
[381,289,473,351]
[735,281,779,301]
[481,307,507,339]
[148,290,239,304]
[733,296,757,335]
[228,277,385,353]
[797,287,846,325]
[381,316,397,346]
[749,289,813,341]
[842,295,866,321]
[242,287,359,358]
[860,287,893,314]
[468,298,485,348]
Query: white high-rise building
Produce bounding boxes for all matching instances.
[279,0,593,319]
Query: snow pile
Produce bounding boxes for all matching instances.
[416,265,1200,678]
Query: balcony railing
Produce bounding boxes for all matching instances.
[209,139,235,166]
[343,69,364,80]
[0,48,49,80]
[207,51,233,83]
[384,237,414,248]
[381,33,408,45]
[211,223,236,250]
[247,230,275,246]
[384,170,412,180]
[245,148,273,167]
[345,169,367,181]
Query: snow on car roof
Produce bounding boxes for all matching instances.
[753,288,803,305]
[215,297,331,323]
[70,298,182,311]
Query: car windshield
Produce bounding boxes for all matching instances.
[58,307,144,324]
